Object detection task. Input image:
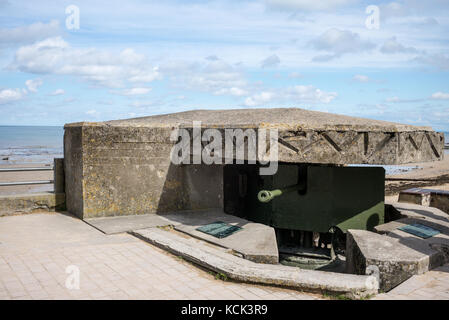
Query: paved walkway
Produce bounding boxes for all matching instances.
[373,264,449,300]
[1,212,448,300]
[0,213,320,300]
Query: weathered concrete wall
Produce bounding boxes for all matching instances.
[64,124,224,218]
[53,158,65,193]
[430,193,449,214]
[398,192,431,206]
[276,130,444,165]
[183,165,223,210]
[64,126,84,218]
[64,109,444,219]
[0,192,66,216]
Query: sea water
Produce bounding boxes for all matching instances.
[0,126,63,164]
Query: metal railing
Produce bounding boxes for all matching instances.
[0,180,54,186]
[0,167,53,172]
[0,164,57,187]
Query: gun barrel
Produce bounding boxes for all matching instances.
[257,184,300,203]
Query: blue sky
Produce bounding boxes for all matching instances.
[0,0,448,130]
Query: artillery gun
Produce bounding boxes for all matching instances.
[258,185,302,203]
[224,163,385,269]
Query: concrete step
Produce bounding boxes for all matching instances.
[131,227,379,298]
[85,209,279,264]
[347,201,449,292]
[399,188,449,214]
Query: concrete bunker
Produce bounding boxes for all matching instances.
[63,108,445,295]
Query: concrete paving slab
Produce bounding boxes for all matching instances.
[85,209,279,264]
[1,212,318,300]
[5,212,447,300]
[84,214,175,234]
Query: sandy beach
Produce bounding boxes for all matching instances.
[0,163,54,195]
[385,153,449,201]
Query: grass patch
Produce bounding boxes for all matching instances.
[322,292,353,300]
[208,271,228,281]
[323,292,375,300]
[157,225,173,231]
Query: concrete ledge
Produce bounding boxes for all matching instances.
[131,227,378,298]
[0,192,66,216]
[398,188,432,206]
[346,229,431,292]
[347,202,449,292]
[85,209,279,264]
[168,210,279,264]
[399,188,449,214]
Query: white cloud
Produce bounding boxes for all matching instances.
[11,37,160,88]
[86,109,98,115]
[244,85,337,106]
[431,92,449,100]
[385,96,423,103]
[380,1,449,21]
[205,55,219,61]
[119,87,152,96]
[386,96,401,103]
[25,78,43,93]
[50,89,65,96]
[415,53,449,71]
[265,0,355,11]
[0,77,45,104]
[244,91,275,107]
[288,72,303,79]
[168,60,248,95]
[416,17,439,27]
[287,85,337,103]
[260,54,280,68]
[311,29,375,61]
[353,75,370,83]
[214,87,248,97]
[0,20,60,47]
[129,101,152,108]
[380,37,418,54]
[380,2,410,20]
[63,97,75,103]
[0,88,24,104]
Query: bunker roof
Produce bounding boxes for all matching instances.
[64,108,444,165]
[67,108,433,132]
